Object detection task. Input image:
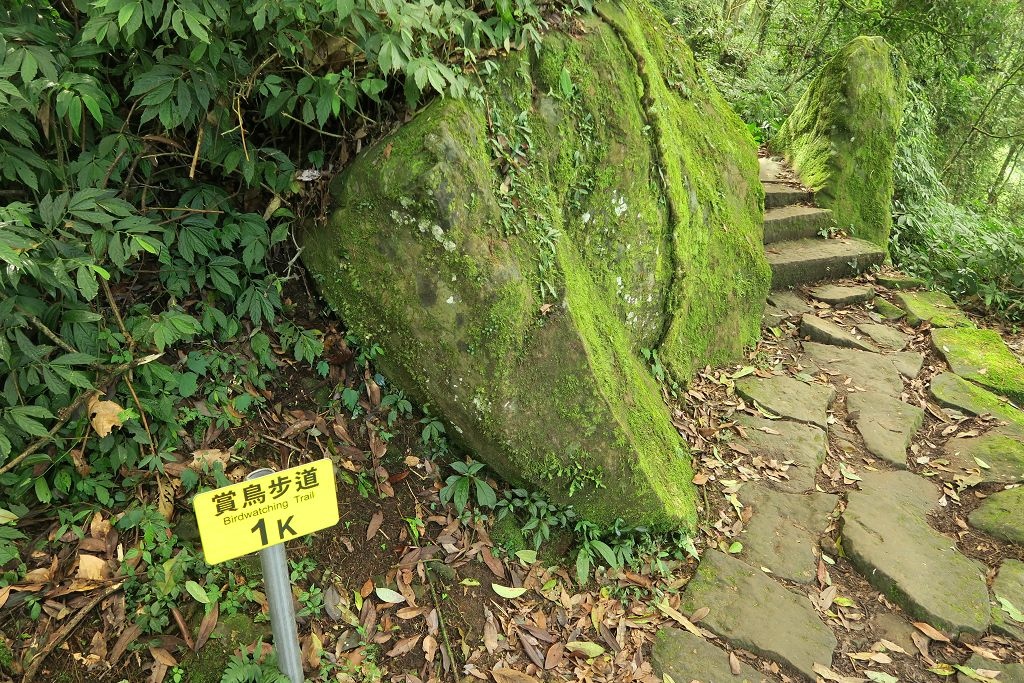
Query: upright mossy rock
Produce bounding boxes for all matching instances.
[300,1,769,527]
[774,36,908,247]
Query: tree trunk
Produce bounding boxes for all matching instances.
[988,140,1024,204]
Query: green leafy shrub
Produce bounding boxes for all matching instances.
[439,458,496,512]
[0,0,571,547]
[891,86,1024,322]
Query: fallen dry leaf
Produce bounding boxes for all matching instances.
[195,602,219,651]
[366,510,384,540]
[77,554,108,580]
[157,476,174,521]
[110,623,142,664]
[690,606,710,623]
[878,639,906,655]
[88,394,124,437]
[423,634,437,662]
[544,641,563,669]
[491,668,541,683]
[813,663,866,683]
[656,600,704,638]
[483,608,499,653]
[385,634,420,657]
[913,621,951,643]
[191,448,230,468]
[149,646,177,667]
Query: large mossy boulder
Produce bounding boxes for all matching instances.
[774,36,908,247]
[301,2,769,527]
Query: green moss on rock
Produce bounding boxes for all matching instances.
[872,297,905,321]
[774,36,908,248]
[968,487,1024,545]
[300,1,769,528]
[895,290,973,328]
[929,372,1024,430]
[932,327,1024,404]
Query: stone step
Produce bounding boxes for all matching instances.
[764,206,833,243]
[764,181,813,209]
[759,157,787,182]
[766,238,885,289]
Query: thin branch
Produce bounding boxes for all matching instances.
[972,126,1024,140]
[101,278,135,349]
[125,371,158,460]
[22,582,125,683]
[0,292,79,355]
[279,112,348,139]
[188,123,206,179]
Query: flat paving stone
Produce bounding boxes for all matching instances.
[892,351,925,379]
[680,550,837,681]
[969,486,1024,545]
[842,470,992,637]
[810,284,875,306]
[737,484,838,583]
[929,372,1024,430]
[895,291,972,328]
[801,342,904,397]
[865,612,919,656]
[846,390,924,467]
[652,628,780,683]
[736,375,836,429]
[764,303,788,327]
[939,428,1024,485]
[992,559,1024,642]
[932,327,1024,405]
[759,157,788,182]
[735,415,827,493]
[857,323,909,351]
[768,290,812,317]
[957,655,1024,683]
[877,275,927,290]
[801,315,878,352]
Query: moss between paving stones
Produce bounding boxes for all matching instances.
[932,327,1024,404]
[300,1,770,526]
[773,36,908,247]
[969,487,1024,545]
[895,290,973,328]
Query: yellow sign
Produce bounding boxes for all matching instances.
[193,459,339,564]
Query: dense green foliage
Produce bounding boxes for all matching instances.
[658,0,1024,321]
[0,0,571,571]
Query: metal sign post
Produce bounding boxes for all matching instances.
[246,468,304,683]
[193,458,340,683]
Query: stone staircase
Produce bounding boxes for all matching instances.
[760,157,885,289]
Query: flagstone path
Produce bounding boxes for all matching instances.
[652,159,1024,683]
